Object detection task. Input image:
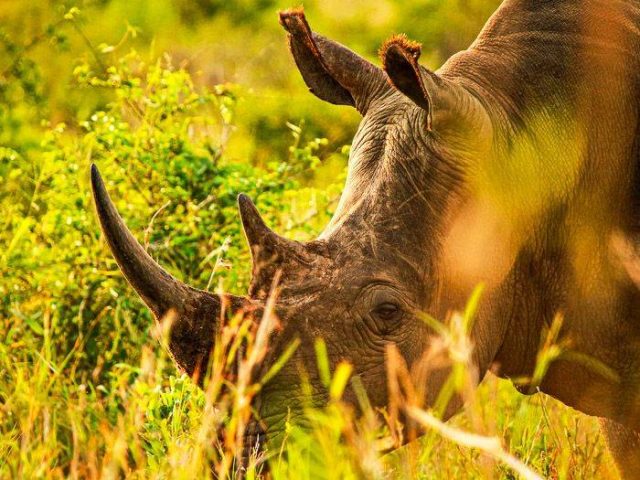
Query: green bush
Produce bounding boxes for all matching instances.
[1,44,345,380]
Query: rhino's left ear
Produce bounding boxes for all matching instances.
[381,35,491,147]
[279,8,390,115]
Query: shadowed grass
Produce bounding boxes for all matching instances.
[0,290,618,479]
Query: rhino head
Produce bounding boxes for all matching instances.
[91,8,494,465]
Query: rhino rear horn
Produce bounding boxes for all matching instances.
[381,35,492,146]
[238,193,316,297]
[279,7,390,114]
[91,164,250,381]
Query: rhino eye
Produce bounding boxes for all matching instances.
[371,302,403,323]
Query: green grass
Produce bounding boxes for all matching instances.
[0,317,618,478]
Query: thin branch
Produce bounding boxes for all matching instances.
[406,406,544,480]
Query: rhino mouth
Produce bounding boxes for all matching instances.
[240,421,268,473]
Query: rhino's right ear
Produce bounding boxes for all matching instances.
[381,35,492,148]
[279,8,389,115]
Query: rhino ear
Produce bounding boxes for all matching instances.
[380,35,434,128]
[381,35,492,146]
[279,8,389,115]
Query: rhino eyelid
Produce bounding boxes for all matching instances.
[362,279,401,290]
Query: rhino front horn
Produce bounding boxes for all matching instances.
[91,164,249,381]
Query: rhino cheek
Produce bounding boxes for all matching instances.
[256,376,325,450]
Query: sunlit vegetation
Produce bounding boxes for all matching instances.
[0,1,619,478]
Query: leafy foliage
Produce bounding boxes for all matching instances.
[1,35,343,378]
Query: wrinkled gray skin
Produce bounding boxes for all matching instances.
[92,1,640,476]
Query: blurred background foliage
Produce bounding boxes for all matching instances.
[0,0,500,379]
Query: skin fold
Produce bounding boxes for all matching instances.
[91,0,640,476]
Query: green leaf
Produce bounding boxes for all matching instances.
[314,338,331,388]
[329,361,352,401]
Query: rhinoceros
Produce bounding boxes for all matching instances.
[91,0,640,476]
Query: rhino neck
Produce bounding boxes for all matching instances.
[443,0,640,145]
[445,0,640,415]
[436,0,640,260]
